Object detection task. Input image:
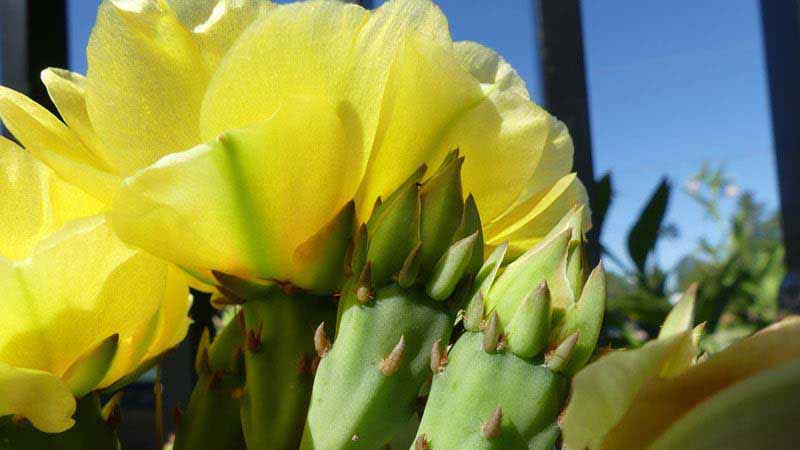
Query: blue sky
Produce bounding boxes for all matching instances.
[62,0,778,272]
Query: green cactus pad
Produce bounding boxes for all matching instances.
[302,151,483,450]
[173,312,247,450]
[415,332,566,450]
[240,287,336,450]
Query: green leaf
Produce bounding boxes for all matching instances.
[627,178,671,275]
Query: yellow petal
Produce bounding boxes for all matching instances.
[0,362,76,433]
[142,266,193,362]
[0,216,188,388]
[453,40,530,100]
[169,0,275,69]
[40,68,108,165]
[112,96,361,289]
[0,138,51,260]
[200,0,368,140]
[0,138,103,260]
[0,86,118,203]
[560,332,692,450]
[485,173,590,250]
[354,33,485,215]
[86,0,208,175]
[345,0,451,173]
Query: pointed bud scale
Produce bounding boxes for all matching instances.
[659,282,698,339]
[481,406,503,439]
[546,332,580,373]
[246,324,263,353]
[314,322,331,358]
[195,328,212,375]
[350,223,368,275]
[426,231,479,301]
[415,434,430,450]
[214,286,247,306]
[483,313,501,353]
[506,282,552,358]
[62,334,119,398]
[292,200,356,292]
[369,164,426,226]
[380,335,407,376]
[558,263,607,375]
[366,179,421,286]
[419,152,465,275]
[565,240,585,299]
[489,230,571,327]
[455,194,484,275]
[357,262,373,304]
[212,270,272,301]
[231,346,245,376]
[430,338,448,373]
[398,242,423,288]
[464,291,485,332]
[101,391,125,422]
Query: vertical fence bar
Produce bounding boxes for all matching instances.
[0,0,67,112]
[759,0,800,312]
[535,0,599,265]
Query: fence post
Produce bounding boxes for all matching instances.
[0,0,67,135]
[535,0,600,266]
[759,0,800,313]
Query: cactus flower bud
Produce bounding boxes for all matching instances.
[416,207,605,449]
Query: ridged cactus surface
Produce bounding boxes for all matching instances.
[302,152,483,450]
[173,311,247,450]
[414,207,606,449]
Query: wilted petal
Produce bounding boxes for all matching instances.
[0,363,76,433]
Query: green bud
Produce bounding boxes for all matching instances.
[62,334,119,398]
[426,231,479,301]
[366,178,421,286]
[506,283,551,358]
[419,150,464,275]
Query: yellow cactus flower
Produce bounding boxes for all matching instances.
[0,0,588,292]
[562,289,800,450]
[0,138,191,433]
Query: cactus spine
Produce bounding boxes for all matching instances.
[302,151,483,450]
[173,310,247,450]
[415,207,606,449]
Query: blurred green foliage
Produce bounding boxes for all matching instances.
[598,165,786,352]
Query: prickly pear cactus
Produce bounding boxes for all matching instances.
[301,151,483,450]
[414,207,606,449]
[208,272,337,450]
[173,310,247,450]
